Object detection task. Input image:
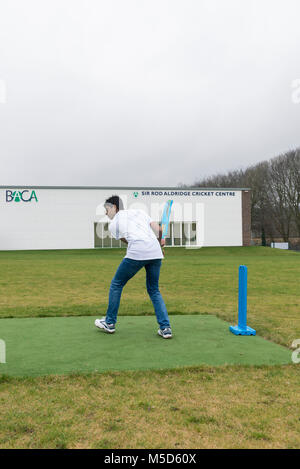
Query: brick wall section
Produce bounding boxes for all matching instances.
[242,190,251,246]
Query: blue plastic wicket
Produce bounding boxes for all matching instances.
[229,265,256,336]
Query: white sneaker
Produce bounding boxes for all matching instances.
[95,318,115,334]
[158,327,173,339]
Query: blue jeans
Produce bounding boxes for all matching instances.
[106,258,170,329]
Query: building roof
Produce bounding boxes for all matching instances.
[0,185,251,190]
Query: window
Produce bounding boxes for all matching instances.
[94,222,123,248]
[165,223,172,246]
[173,222,181,246]
[163,222,197,247]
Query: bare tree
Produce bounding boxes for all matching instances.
[283,149,300,237]
[265,155,294,241]
[244,162,276,242]
[188,146,300,245]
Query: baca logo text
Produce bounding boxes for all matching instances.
[6,190,38,203]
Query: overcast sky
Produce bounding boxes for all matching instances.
[0,0,300,187]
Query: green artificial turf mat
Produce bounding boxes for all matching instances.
[0,315,291,377]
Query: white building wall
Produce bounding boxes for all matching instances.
[0,187,243,250]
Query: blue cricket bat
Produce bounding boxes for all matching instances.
[160,200,173,254]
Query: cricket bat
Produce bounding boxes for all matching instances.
[160,200,173,255]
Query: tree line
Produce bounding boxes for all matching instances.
[181,148,300,246]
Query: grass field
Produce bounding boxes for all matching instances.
[0,246,300,448]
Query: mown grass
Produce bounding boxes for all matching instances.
[0,365,299,449]
[0,246,300,448]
